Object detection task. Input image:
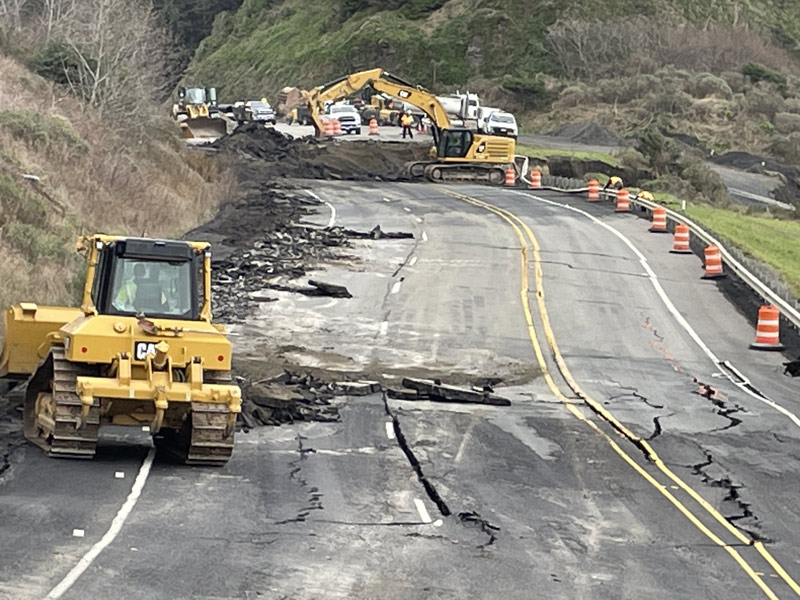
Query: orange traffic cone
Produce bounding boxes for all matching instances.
[702,245,725,279]
[529,170,542,189]
[750,305,784,351]
[504,167,516,187]
[669,224,692,254]
[368,118,379,135]
[333,119,341,136]
[650,205,668,233]
[587,179,600,202]
[323,119,334,138]
[616,188,630,212]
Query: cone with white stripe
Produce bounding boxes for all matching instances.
[750,304,784,351]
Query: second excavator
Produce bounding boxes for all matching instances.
[304,69,523,184]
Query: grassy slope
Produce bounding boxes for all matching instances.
[686,204,800,297]
[186,0,800,98]
[0,55,232,310]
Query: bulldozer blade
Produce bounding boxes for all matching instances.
[180,117,228,139]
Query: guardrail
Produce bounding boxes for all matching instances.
[517,172,800,335]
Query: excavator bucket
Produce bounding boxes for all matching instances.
[180,116,228,139]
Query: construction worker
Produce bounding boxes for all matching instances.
[639,190,655,203]
[400,110,414,140]
[603,176,623,191]
[114,263,148,311]
[288,107,298,125]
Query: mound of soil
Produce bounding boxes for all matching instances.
[548,121,625,147]
[210,123,430,181]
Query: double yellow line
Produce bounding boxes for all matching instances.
[439,187,799,599]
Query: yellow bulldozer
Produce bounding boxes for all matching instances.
[0,235,241,465]
[172,86,228,139]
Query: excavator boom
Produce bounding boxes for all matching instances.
[305,68,518,184]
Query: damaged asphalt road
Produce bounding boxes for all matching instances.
[2,148,800,598]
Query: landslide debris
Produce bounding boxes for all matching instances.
[209,123,431,181]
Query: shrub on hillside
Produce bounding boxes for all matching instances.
[720,71,748,94]
[687,73,732,99]
[0,110,88,155]
[742,63,787,88]
[742,88,785,120]
[643,91,693,116]
[774,112,800,134]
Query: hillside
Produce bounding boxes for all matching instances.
[186,0,800,95]
[183,0,800,159]
[0,54,232,310]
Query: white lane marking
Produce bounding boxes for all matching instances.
[421,231,428,242]
[454,419,477,464]
[114,472,125,479]
[513,190,800,429]
[430,332,441,361]
[409,256,418,267]
[306,189,336,228]
[404,207,412,213]
[141,426,149,432]
[415,217,423,223]
[383,197,392,202]
[379,321,389,336]
[414,498,433,524]
[433,519,444,527]
[385,422,396,439]
[47,448,156,599]
[72,529,85,538]
[391,281,402,294]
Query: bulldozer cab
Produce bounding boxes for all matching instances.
[89,238,203,321]
[178,86,217,107]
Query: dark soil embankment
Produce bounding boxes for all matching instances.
[210,123,430,181]
[711,151,800,208]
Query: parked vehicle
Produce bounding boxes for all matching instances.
[232,99,277,125]
[484,111,518,138]
[326,103,362,134]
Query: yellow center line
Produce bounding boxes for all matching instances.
[438,186,788,599]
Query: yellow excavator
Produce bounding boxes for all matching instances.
[0,235,241,465]
[173,86,228,139]
[304,68,520,183]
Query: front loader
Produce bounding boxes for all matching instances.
[173,86,228,139]
[0,235,241,465]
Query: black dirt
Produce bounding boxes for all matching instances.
[209,124,431,181]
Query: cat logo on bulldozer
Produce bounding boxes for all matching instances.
[135,342,157,361]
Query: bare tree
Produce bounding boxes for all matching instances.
[52,0,169,117]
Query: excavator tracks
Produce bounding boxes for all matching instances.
[23,347,100,459]
[408,161,506,184]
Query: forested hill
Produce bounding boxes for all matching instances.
[178,0,800,100]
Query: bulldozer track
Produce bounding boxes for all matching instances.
[155,371,235,466]
[24,347,100,459]
[408,161,506,184]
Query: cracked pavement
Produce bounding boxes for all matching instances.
[1,181,799,598]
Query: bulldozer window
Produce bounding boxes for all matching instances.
[110,259,193,318]
[184,88,206,104]
[440,130,472,158]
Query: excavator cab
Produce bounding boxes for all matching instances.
[0,235,241,464]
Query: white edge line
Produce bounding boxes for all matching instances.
[409,256,418,267]
[391,281,402,294]
[414,498,433,524]
[385,422,396,440]
[47,447,156,599]
[306,189,336,229]
[421,231,428,242]
[510,190,800,430]
[379,321,389,336]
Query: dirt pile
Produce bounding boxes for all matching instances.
[548,121,625,147]
[209,124,431,181]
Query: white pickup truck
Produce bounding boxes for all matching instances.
[478,108,518,139]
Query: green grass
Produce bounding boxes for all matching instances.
[680,203,800,298]
[516,143,622,167]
